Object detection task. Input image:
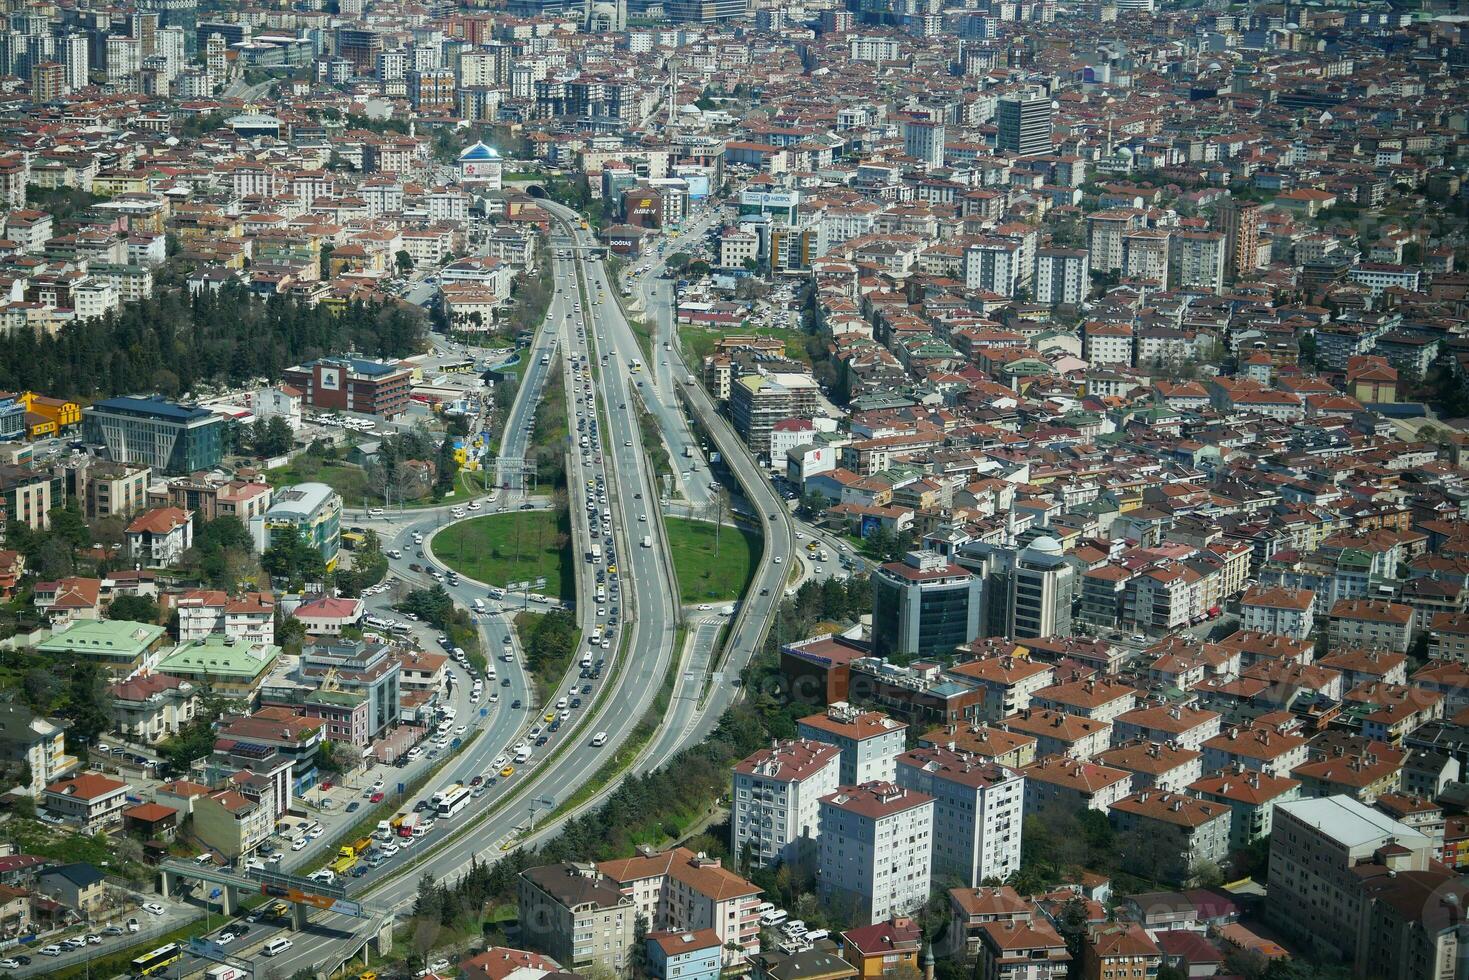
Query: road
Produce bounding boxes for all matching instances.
[208,217,687,979]
[540,199,795,766]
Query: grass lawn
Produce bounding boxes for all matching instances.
[664,516,760,605]
[436,510,573,599]
[678,324,808,367]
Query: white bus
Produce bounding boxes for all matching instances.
[433,783,472,819]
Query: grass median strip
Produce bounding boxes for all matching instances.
[663,515,760,605]
[435,511,573,600]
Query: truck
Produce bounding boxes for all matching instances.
[207,966,249,980]
[398,813,421,837]
[351,837,373,856]
[641,535,652,548]
[330,845,358,875]
[683,445,693,458]
[515,745,532,764]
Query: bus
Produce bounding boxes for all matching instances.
[587,543,602,564]
[433,782,472,818]
[131,943,184,976]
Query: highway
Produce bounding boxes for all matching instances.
[198,217,687,979]
[540,199,796,771]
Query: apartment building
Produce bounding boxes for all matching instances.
[1327,599,1415,654]
[1189,767,1302,851]
[1267,795,1432,961]
[42,773,130,832]
[946,657,1055,723]
[918,724,1038,769]
[1080,924,1161,980]
[1108,790,1232,885]
[1202,724,1311,777]
[1002,708,1112,760]
[1022,755,1133,813]
[1112,703,1222,752]
[1030,676,1138,724]
[797,704,907,785]
[1095,739,1203,792]
[818,782,935,926]
[598,847,763,964]
[896,746,1024,886]
[517,863,638,974]
[975,920,1070,980]
[1239,586,1316,640]
[731,739,841,868]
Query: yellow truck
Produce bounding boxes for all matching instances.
[351,837,372,856]
[329,845,358,875]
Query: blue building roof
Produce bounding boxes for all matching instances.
[458,142,500,161]
[90,396,214,421]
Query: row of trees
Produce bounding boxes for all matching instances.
[0,286,423,400]
[399,585,483,669]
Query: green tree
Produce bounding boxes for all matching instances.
[107,594,161,623]
[396,249,414,273]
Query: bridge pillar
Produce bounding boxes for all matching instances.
[158,868,179,901]
[370,918,393,957]
[291,902,310,932]
[220,885,240,916]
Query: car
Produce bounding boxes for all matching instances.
[291,837,307,851]
[500,766,515,778]
[370,791,385,803]
[413,799,430,812]
[102,925,125,937]
[346,801,360,813]
[773,556,783,563]
[215,931,235,946]
[143,902,166,916]
[39,945,62,957]
[0,958,21,969]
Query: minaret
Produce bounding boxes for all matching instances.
[922,941,935,980]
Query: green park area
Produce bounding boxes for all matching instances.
[664,516,760,605]
[677,324,809,367]
[435,510,573,600]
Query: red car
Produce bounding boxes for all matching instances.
[320,780,333,791]
[370,792,384,803]
[469,775,483,786]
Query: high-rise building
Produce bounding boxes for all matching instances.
[1008,537,1075,639]
[83,397,224,475]
[30,61,64,102]
[1217,198,1261,284]
[1268,795,1433,962]
[731,739,841,867]
[873,550,983,660]
[996,90,1053,156]
[1033,248,1090,306]
[1168,230,1226,291]
[902,117,945,168]
[797,704,907,785]
[105,34,141,82]
[666,0,751,21]
[819,782,934,926]
[897,746,1024,886]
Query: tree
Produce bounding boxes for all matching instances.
[396,249,414,273]
[108,594,161,623]
[48,501,91,551]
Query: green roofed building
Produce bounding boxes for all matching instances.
[38,620,168,673]
[156,636,281,699]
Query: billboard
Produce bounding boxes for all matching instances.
[860,514,882,539]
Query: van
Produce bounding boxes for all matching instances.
[472,599,486,613]
[760,909,788,926]
[263,938,294,957]
[580,652,592,668]
[641,535,652,549]
[804,929,830,943]
[488,587,505,600]
[591,731,608,747]
[754,902,775,916]
[515,746,532,763]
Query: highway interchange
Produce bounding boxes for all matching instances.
[73,197,828,980]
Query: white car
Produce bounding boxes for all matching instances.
[39,944,62,956]
[143,902,166,916]
[291,838,307,851]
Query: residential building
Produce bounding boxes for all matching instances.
[251,482,342,571]
[818,782,935,926]
[297,639,401,739]
[1023,755,1133,813]
[124,506,193,566]
[646,929,722,980]
[896,745,1024,885]
[0,702,75,795]
[1112,704,1222,752]
[42,773,130,832]
[82,396,224,475]
[902,118,945,169]
[157,636,281,699]
[946,658,1056,723]
[731,739,842,868]
[1353,869,1469,980]
[1217,199,1261,283]
[729,373,820,459]
[948,886,1035,954]
[1168,231,1226,292]
[1033,248,1089,307]
[838,915,922,978]
[194,788,273,860]
[518,863,637,974]
[597,847,763,964]
[1189,767,1302,851]
[1327,599,1415,654]
[872,550,982,660]
[1079,924,1161,980]
[797,704,907,785]
[1268,795,1433,961]
[107,673,200,743]
[975,920,1070,980]
[1108,790,1232,885]
[171,590,276,645]
[1239,586,1316,640]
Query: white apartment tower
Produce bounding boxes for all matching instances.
[819,782,934,926]
[903,118,946,169]
[797,703,907,785]
[896,746,1024,886]
[1034,248,1090,307]
[731,739,841,868]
